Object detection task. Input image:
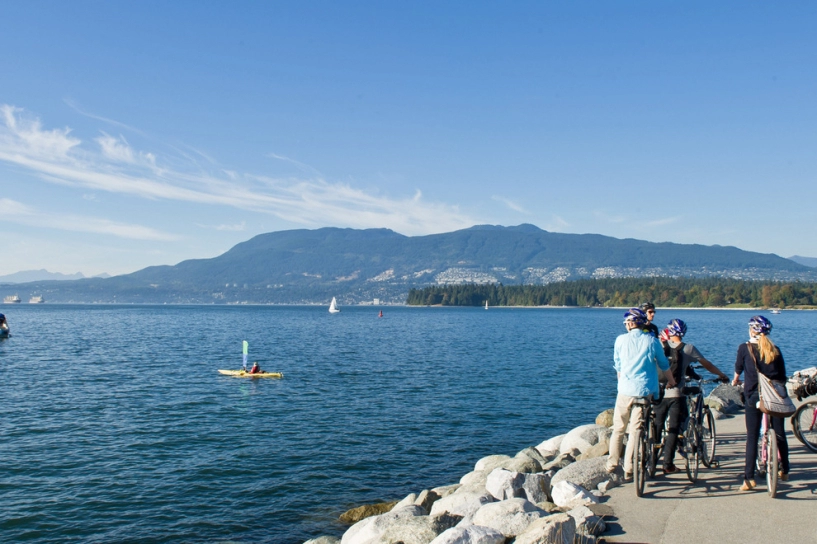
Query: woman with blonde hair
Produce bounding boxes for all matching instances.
[732,315,789,491]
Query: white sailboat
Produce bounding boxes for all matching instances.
[329,297,340,313]
[485,300,489,310]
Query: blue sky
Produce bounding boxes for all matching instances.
[2,2,817,276]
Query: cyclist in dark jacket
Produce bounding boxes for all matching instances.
[640,302,659,338]
[654,319,730,474]
[732,315,789,491]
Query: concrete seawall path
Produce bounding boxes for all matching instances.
[602,409,817,543]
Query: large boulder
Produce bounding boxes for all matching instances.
[474,454,511,472]
[485,468,525,500]
[549,481,598,508]
[521,472,552,503]
[429,525,506,544]
[498,456,542,474]
[541,452,576,471]
[432,484,462,498]
[460,470,490,488]
[339,501,399,524]
[470,498,547,538]
[551,456,623,491]
[415,489,441,512]
[341,505,425,544]
[559,425,612,456]
[377,513,462,544]
[430,488,495,525]
[393,493,418,510]
[706,384,744,413]
[535,434,565,457]
[516,446,550,466]
[513,513,576,544]
[566,505,607,536]
[576,441,609,461]
[595,408,614,427]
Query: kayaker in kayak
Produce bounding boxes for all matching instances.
[0,313,8,335]
[249,362,262,374]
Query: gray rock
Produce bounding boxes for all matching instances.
[559,425,612,456]
[576,440,609,461]
[341,505,425,544]
[541,452,575,471]
[394,492,419,510]
[339,501,399,524]
[535,434,565,456]
[304,537,341,544]
[432,484,462,498]
[595,408,614,427]
[516,446,550,466]
[706,384,744,413]
[498,455,542,474]
[533,500,560,513]
[430,488,496,526]
[474,454,511,472]
[551,456,623,491]
[459,470,490,488]
[521,472,552,503]
[710,407,727,420]
[513,512,576,544]
[567,504,607,536]
[470,498,547,538]
[550,481,599,508]
[485,468,525,501]
[415,489,441,512]
[429,525,506,544]
[377,513,462,544]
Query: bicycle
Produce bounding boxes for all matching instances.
[755,412,780,497]
[649,371,722,483]
[792,401,817,452]
[790,376,817,453]
[630,392,662,497]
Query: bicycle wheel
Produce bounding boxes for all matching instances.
[766,429,778,498]
[647,417,658,478]
[684,425,699,483]
[700,407,717,467]
[755,433,767,478]
[792,402,817,453]
[633,429,645,497]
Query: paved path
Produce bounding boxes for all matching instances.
[602,409,817,544]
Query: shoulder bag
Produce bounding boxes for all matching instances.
[747,342,795,417]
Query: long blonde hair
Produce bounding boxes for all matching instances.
[755,333,779,364]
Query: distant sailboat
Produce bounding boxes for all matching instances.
[378,310,383,318]
[485,300,489,310]
[329,297,340,313]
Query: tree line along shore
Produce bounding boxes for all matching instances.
[406,278,817,308]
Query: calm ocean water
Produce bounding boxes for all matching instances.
[0,305,813,543]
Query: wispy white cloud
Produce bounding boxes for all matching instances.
[645,216,681,227]
[0,105,477,235]
[196,221,247,232]
[546,215,570,231]
[491,195,529,214]
[0,197,179,241]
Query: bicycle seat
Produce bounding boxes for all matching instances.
[632,397,652,406]
[682,386,701,396]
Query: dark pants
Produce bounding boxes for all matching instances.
[654,396,687,467]
[744,391,790,481]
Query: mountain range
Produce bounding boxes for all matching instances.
[0,269,110,284]
[2,225,815,304]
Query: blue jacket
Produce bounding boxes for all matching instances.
[614,328,670,397]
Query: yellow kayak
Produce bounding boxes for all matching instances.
[218,369,284,379]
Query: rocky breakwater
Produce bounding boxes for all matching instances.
[305,385,744,544]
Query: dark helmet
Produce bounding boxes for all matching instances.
[0,313,5,320]
[639,302,656,312]
[749,315,772,335]
[623,308,648,327]
[666,319,687,338]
